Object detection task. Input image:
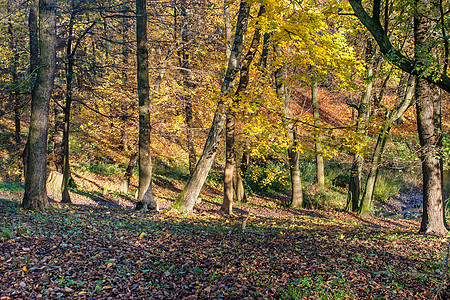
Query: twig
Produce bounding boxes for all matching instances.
[40,239,63,255]
[434,243,450,300]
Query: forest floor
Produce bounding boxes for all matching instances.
[1,173,449,299]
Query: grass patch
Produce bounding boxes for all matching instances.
[0,182,24,194]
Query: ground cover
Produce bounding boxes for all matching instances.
[0,193,447,299]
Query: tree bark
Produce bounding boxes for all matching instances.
[274,47,303,208]
[177,0,197,176]
[312,82,324,189]
[53,95,64,173]
[61,6,75,204]
[136,0,158,211]
[23,0,39,183]
[414,0,447,234]
[22,0,57,210]
[359,75,416,216]
[174,0,250,214]
[7,0,21,145]
[120,10,130,152]
[121,150,138,194]
[346,41,374,212]
[222,5,264,215]
[348,0,450,92]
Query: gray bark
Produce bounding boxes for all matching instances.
[312,82,324,189]
[22,0,57,210]
[136,0,158,211]
[222,5,264,214]
[346,41,375,212]
[274,47,303,208]
[359,75,416,215]
[174,0,250,214]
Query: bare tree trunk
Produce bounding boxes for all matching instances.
[120,10,130,152]
[346,41,374,212]
[22,0,57,210]
[121,149,138,194]
[23,0,39,183]
[274,47,303,208]
[174,0,250,214]
[7,0,21,145]
[136,0,158,211]
[53,95,64,173]
[414,0,447,234]
[312,82,325,189]
[61,6,75,204]
[177,0,197,176]
[222,5,264,215]
[359,75,416,216]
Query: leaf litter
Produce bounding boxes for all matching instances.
[0,197,447,299]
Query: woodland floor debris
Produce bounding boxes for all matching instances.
[0,191,446,299]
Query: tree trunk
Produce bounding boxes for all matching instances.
[222,109,236,214]
[414,0,447,235]
[53,96,64,173]
[233,158,246,202]
[359,75,416,216]
[121,150,138,193]
[346,41,374,212]
[120,11,130,152]
[312,82,325,189]
[174,0,250,214]
[29,0,39,81]
[61,7,75,204]
[22,0,57,210]
[23,0,39,183]
[274,47,303,208]
[222,5,264,215]
[136,0,158,211]
[224,0,232,59]
[7,0,21,145]
[177,0,197,176]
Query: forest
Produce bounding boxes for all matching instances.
[1,0,450,298]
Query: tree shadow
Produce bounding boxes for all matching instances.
[153,176,182,193]
[69,189,130,209]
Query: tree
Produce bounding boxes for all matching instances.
[136,0,158,211]
[346,40,376,212]
[347,0,450,92]
[359,74,416,216]
[60,2,98,203]
[176,0,197,176]
[174,0,250,214]
[22,0,39,183]
[274,50,303,208]
[348,0,449,234]
[22,0,57,210]
[312,82,324,189]
[222,5,265,214]
[414,0,447,234]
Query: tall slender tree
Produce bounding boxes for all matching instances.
[136,0,158,211]
[222,5,265,214]
[22,0,57,210]
[274,46,303,208]
[312,82,324,189]
[175,0,251,214]
[348,0,449,233]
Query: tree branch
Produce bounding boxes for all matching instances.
[348,0,450,93]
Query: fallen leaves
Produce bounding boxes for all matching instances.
[0,197,447,299]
